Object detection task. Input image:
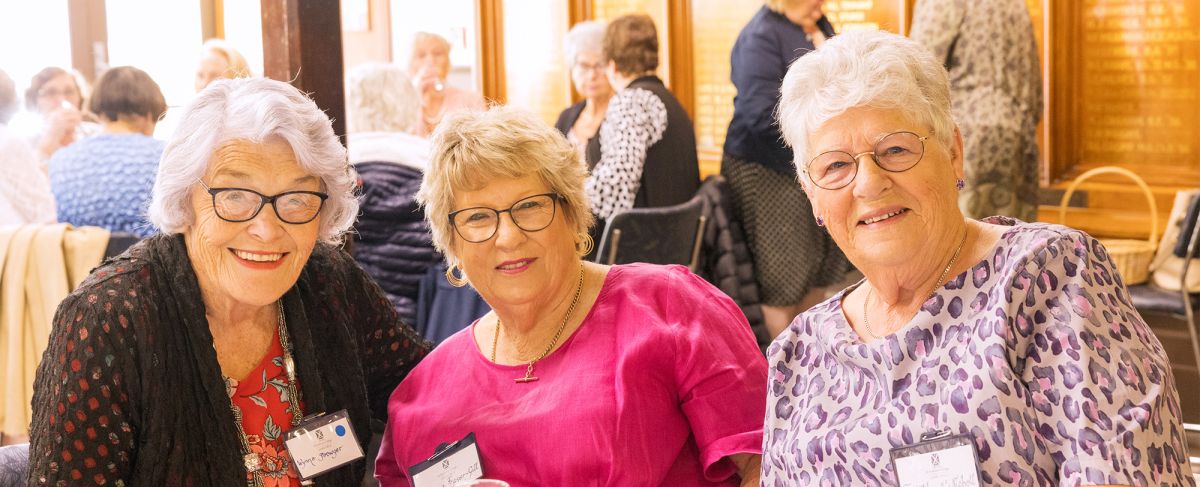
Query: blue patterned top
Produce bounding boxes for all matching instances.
[762,217,1194,486]
[49,133,163,237]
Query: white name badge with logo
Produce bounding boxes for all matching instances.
[408,433,484,487]
[283,410,365,480]
[890,429,983,487]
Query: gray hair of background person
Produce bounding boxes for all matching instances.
[88,66,168,123]
[777,30,955,176]
[0,69,16,124]
[563,21,607,67]
[148,77,358,244]
[416,106,593,267]
[346,63,421,134]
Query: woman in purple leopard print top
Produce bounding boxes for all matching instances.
[764,30,1193,486]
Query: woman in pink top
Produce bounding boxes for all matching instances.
[408,32,487,136]
[375,107,767,486]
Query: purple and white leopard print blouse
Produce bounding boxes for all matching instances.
[763,218,1194,486]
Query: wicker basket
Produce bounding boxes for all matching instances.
[1057,166,1159,285]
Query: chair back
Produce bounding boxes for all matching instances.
[594,194,707,271]
[105,232,141,259]
[1174,193,1200,258]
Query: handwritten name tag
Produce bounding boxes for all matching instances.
[284,410,365,479]
[409,433,485,487]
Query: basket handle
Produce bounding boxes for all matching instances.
[1056,166,1158,247]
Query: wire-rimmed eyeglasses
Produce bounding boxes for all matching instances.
[448,192,561,243]
[198,180,328,224]
[805,131,930,190]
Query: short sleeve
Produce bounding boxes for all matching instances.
[1013,231,1193,486]
[666,267,768,482]
[27,285,140,486]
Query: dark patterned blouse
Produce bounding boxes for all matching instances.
[763,218,1195,486]
[26,234,431,486]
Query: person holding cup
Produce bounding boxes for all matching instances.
[407,32,485,135]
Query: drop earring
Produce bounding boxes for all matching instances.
[955,178,965,191]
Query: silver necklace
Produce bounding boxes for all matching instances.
[862,231,968,339]
[222,302,305,487]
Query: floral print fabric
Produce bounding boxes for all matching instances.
[762,219,1194,486]
[225,328,301,487]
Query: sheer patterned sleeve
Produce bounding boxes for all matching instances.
[336,250,432,420]
[908,0,965,64]
[27,281,140,486]
[586,87,669,220]
[666,266,768,482]
[1011,230,1192,486]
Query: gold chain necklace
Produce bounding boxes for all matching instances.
[863,230,968,339]
[491,266,585,383]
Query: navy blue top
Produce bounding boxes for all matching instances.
[49,133,162,237]
[723,7,832,174]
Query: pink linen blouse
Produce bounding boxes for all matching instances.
[375,264,767,486]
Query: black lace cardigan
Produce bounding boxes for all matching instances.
[27,233,431,486]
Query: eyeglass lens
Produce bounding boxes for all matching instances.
[213,189,325,224]
[451,193,558,243]
[806,131,926,190]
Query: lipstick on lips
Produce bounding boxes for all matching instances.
[495,257,536,274]
[230,248,287,270]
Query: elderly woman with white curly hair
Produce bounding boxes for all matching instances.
[761,30,1191,486]
[27,77,431,486]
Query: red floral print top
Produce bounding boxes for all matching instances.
[225,329,302,487]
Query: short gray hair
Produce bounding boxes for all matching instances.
[148,77,358,244]
[564,21,606,66]
[346,63,421,134]
[417,106,593,267]
[778,30,954,178]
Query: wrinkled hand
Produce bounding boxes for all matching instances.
[38,105,83,158]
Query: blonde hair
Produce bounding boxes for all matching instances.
[417,107,593,266]
[201,38,251,79]
[346,63,421,134]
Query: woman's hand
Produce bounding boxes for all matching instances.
[38,104,83,159]
[413,65,445,98]
[729,453,761,486]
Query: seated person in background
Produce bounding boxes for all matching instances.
[22,66,95,162]
[49,66,165,237]
[195,38,252,92]
[555,20,612,165]
[586,14,699,233]
[28,77,430,486]
[0,68,55,225]
[407,32,485,135]
[346,62,439,325]
[762,30,1194,485]
[376,107,767,486]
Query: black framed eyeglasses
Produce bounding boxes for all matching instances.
[198,180,328,224]
[805,131,930,190]
[448,192,561,243]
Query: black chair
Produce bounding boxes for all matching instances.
[1129,193,1200,394]
[104,232,141,259]
[0,443,28,487]
[594,193,708,271]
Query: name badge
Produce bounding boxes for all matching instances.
[408,433,484,487]
[890,429,983,487]
[283,410,365,480]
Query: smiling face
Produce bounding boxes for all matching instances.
[449,174,580,310]
[803,106,964,269]
[184,139,323,310]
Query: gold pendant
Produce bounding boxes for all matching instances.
[514,363,538,383]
